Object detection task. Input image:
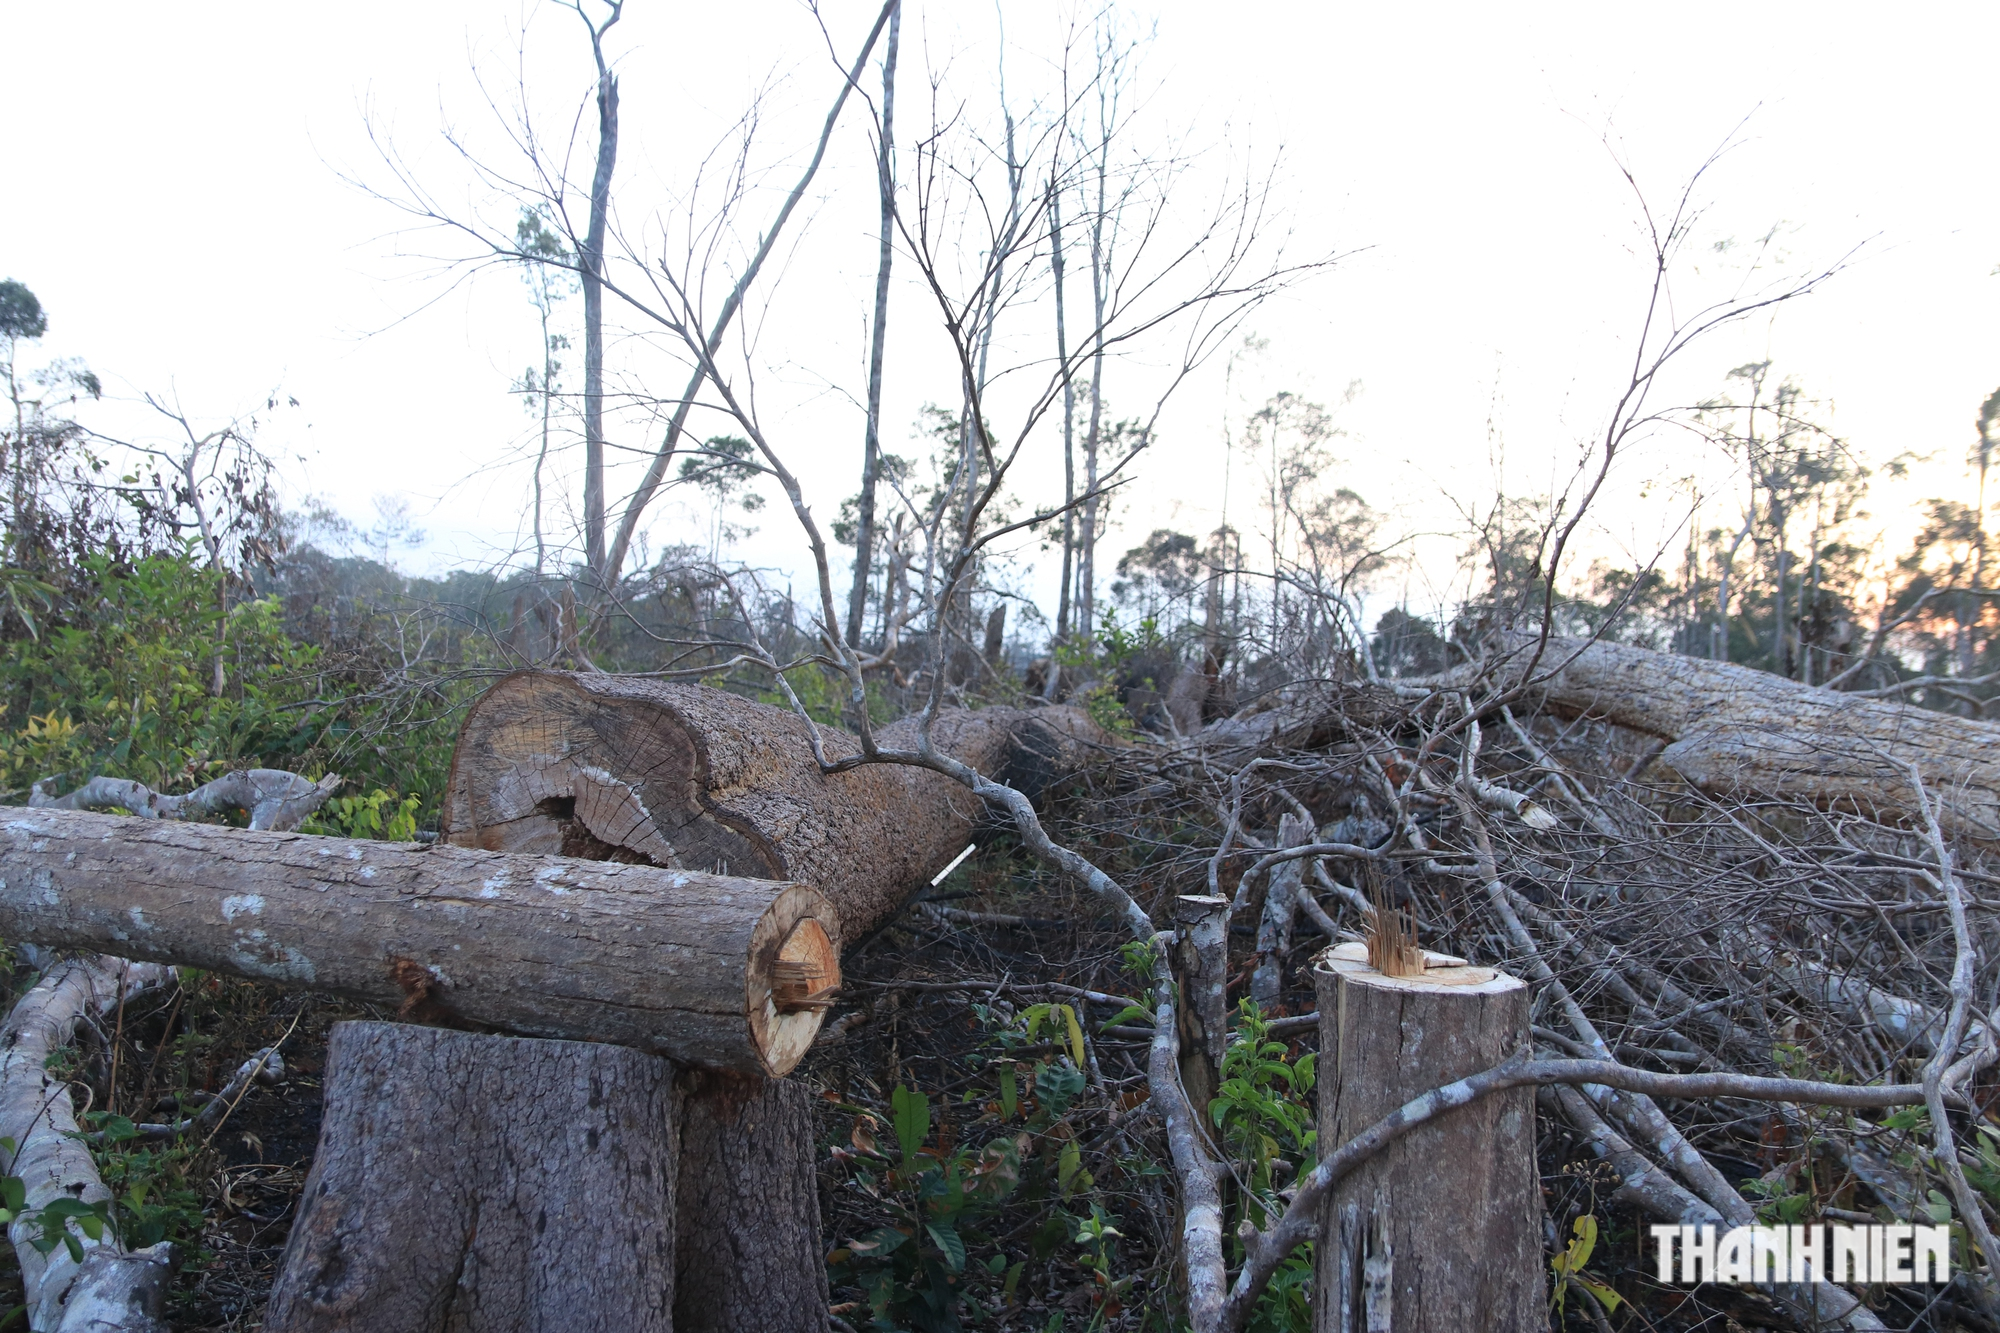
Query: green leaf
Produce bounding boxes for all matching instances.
[1023,1003,1051,1042]
[999,1064,1017,1122]
[1551,1214,1598,1276]
[1099,1003,1151,1030]
[1058,1139,1084,1197]
[891,1085,929,1167]
[926,1222,967,1272]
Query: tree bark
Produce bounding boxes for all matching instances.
[441,672,1110,941]
[845,0,900,650]
[0,808,836,1075]
[1313,943,1542,1333]
[1508,635,2000,842]
[672,1070,829,1333]
[1173,895,1228,1125]
[1250,813,1313,1012]
[0,955,175,1333]
[578,8,621,580]
[265,1022,679,1333]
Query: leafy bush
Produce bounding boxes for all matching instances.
[1212,1002,1317,1333]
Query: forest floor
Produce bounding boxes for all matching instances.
[0,831,1983,1332]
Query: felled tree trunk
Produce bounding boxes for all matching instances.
[0,956,176,1333]
[0,808,837,1075]
[1314,943,1542,1332]
[441,671,1110,941]
[673,1070,829,1333]
[265,1022,681,1333]
[1509,635,2000,842]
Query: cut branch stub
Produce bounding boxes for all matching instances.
[1313,942,1542,1332]
[441,671,1112,941]
[0,807,835,1075]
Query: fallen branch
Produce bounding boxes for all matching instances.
[1,956,177,1333]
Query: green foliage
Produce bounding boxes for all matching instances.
[305,788,422,842]
[830,1087,1026,1332]
[0,548,461,824]
[757,665,897,729]
[1211,1002,1316,1225]
[831,993,1159,1331]
[0,552,324,796]
[1212,1002,1317,1333]
[0,1122,201,1271]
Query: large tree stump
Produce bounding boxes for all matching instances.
[441,672,1110,940]
[673,1070,829,1333]
[1313,942,1542,1332]
[266,1022,681,1333]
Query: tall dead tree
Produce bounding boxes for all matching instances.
[572,0,622,580]
[845,0,900,650]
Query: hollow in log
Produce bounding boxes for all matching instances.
[1314,942,1542,1332]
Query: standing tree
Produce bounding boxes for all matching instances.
[845,1,902,650]
[513,206,575,578]
[569,0,622,585]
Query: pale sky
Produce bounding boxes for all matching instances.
[3,2,1994,633]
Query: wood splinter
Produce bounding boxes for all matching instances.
[770,919,841,1014]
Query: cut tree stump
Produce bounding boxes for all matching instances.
[1313,942,1542,1332]
[265,1022,681,1333]
[673,1070,830,1333]
[0,807,837,1074]
[441,671,1110,940]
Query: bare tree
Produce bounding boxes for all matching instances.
[568,0,623,582]
[844,1,901,649]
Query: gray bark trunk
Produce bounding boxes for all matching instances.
[1313,944,1543,1332]
[0,807,836,1075]
[844,0,900,649]
[1507,634,2000,842]
[673,1070,829,1333]
[1250,813,1313,1011]
[265,1022,679,1333]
